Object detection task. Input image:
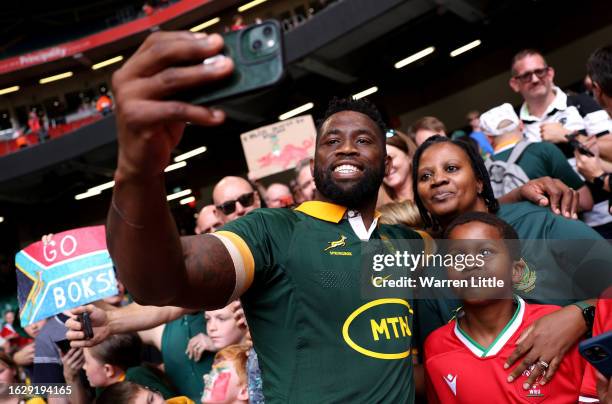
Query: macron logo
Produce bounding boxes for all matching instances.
[444,374,457,396]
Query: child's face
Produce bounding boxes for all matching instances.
[83,348,113,387]
[201,360,247,404]
[205,307,245,351]
[447,221,520,303]
[24,318,47,338]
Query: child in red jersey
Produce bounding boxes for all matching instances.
[424,212,586,403]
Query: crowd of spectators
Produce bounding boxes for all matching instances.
[1,28,612,404]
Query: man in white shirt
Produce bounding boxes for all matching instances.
[509,49,612,235]
[509,49,589,143]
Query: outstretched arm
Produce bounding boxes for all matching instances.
[66,303,195,347]
[108,31,238,308]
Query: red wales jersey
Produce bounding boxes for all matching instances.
[425,296,585,404]
[580,295,612,403]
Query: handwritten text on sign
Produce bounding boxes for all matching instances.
[15,226,117,326]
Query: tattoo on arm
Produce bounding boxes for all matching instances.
[180,235,237,309]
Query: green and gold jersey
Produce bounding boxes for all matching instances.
[218,201,423,403]
[492,141,584,190]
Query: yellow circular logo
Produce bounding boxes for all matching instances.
[342,298,413,360]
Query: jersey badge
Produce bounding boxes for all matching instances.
[324,235,351,255]
[443,374,457,396]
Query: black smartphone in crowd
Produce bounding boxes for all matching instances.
[579,330,612,378]
[55,339,71,355]
[180,20,285,105]
[566,133,595,157]
[78,312,94,340]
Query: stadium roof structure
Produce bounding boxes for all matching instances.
[1,0,612,235]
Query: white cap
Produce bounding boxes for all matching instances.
[480,103,520,136]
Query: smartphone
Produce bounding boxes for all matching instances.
[55,339,71,355]
[579,330,612,378]
[181,20,285,105]
[566,133,595,157]
[78,312,94,340]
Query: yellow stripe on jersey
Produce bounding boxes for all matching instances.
[214,231,255,301]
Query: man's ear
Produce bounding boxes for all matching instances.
[548,66,556,82]
[592,82,608,109]
[237,384,249,401]
[511,258,526,285]
[509,77,520,93]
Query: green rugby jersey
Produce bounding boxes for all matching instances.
[219,201,423,403]
[162,313,213,401]
[492,141,584,190]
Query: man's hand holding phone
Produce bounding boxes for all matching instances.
[112,31,233,182]
[66,305,107,348]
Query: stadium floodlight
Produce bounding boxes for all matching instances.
[190,17,221,32]
[40,71,73,84]
[450,40,482,58]
[167,189,192,201]
[92,56,124,70]
[88,181,115,193]
[164,161,187,172]
[394,47,435,69]
[174,146,207,162]
[352,86,378,100]
[0,86,19,96]
[180,196,196,205]
[75,190,101,200]
[279,103,314,121]
[238,0,267,12]
[0,217,4,223]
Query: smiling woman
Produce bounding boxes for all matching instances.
[413,135,498,231]
[412,135,611,394]
[382,130,417,203]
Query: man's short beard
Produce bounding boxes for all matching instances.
[314,161,385,208]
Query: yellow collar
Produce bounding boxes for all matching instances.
[294,201,381,223]
[493,138,520,153]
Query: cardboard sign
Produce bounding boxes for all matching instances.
[240,115,316,180]
[15,226,117,326]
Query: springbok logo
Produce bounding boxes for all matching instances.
[324,235,347,251]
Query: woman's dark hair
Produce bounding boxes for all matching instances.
[412,135,499,231]
[89,333,141,371]
[94,381,143,404]
[442,211,521,260]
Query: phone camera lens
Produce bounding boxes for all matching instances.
[263,26,273,37]
[252,39,263,51]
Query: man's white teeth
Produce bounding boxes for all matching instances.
[334,165,358,173]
